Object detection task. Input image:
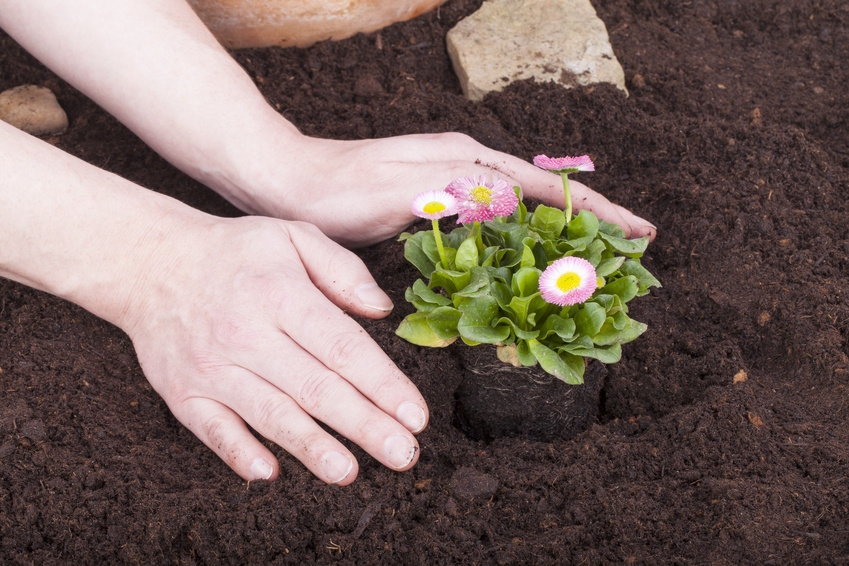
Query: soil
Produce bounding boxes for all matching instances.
[2,0,849,563]
[454,351,607,443]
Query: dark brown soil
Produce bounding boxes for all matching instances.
[2,0,849,563]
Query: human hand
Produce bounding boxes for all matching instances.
[121,214,428,484]
[220,131,657,248]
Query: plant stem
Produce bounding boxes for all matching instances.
[560,172,573,220]
[473,221,485,254]
[432,218,449,268]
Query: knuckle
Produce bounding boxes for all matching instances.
[251,394,297,430]
[322,330,362,371]
[295,369,339,414]
[435,131,476,147]
[202,412,231,452]
[211,316,260,353]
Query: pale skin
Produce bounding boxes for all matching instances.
[0,0,656,485]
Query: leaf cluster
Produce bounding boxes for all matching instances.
[396,193,661,384]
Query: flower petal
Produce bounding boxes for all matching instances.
[539,256,598,306]
[446,175,518,224]
[533,154,595,174]
[411,190,458,220]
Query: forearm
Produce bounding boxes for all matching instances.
[0,0,300,205]
[0,120,203,328]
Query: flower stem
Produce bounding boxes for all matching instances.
[560,172,573,220]
[473,221,485,254]
[432,218,449,268]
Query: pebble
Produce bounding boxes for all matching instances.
[447,0,628,101]
[0,85,68,136]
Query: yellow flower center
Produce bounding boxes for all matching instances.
[423,201,446,214]
[556,272,582,293]
[471,185,493,205]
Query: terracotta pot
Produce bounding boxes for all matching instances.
[187,0,449,48]
[453,348,606,442]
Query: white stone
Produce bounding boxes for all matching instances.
[0,85,68,136]
[446,0,627,101]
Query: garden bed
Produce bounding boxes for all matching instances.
[2,0,848,563]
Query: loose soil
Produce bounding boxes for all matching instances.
[2,0,849,563]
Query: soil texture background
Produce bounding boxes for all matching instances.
[2,0,849,563]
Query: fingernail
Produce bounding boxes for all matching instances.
[384,435,417,469]
[356,282,394,312]
[321,451,353,484]
[397,402,427,433]
[250,458,274,480]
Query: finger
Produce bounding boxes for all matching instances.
[285,221,395,318]
[254,254,429,435]
[231,336,422,473]
[173,368,363,485]
[168,394,285,482]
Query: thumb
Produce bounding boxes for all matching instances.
[286,221,394,318]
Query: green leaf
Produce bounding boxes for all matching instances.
[426,307,462,340]
[490,280,513,311]
[539,314,576,341]
[619,258,662,290]
[405,289,438,313]
[530,204,567,237]
[528,339,584,384]
[598,232,649,257]
[411,279,451,306]
[574,239,606,267]
[516,339,536,366]
[453,267,491,300]
[508,293,540,328]
[430,269,471,296]
[520,242,537,268]
[595,256,626,278]
[593,317,648,346]
[420,230,443,265]
[598,220,627,238]
[567,209,600,240]
[574,302,607,337]
[564,342,622,364]
[402,231,436,277]
[396,313,456,347]
[457,296,510,344]
[495,317,539,341]
[480,246,500,267]
[455,237,479,272]
[511,267,541,297]
[601,275,639,303]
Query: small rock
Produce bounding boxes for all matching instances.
[0,85,68,136]
[447,0,627,101]
[450,467,499,499]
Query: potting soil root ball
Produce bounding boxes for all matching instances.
[453,347,607,442]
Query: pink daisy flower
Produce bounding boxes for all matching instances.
[411,190,458,220]
[445,176,519,224]
[539,256,598,306]
[533,154,595,174]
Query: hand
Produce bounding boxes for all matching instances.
[222,131,657,248]
[122,214,428,484]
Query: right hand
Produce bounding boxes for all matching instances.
[120,214,428,484]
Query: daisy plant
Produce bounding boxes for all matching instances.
[397,156,660,384]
